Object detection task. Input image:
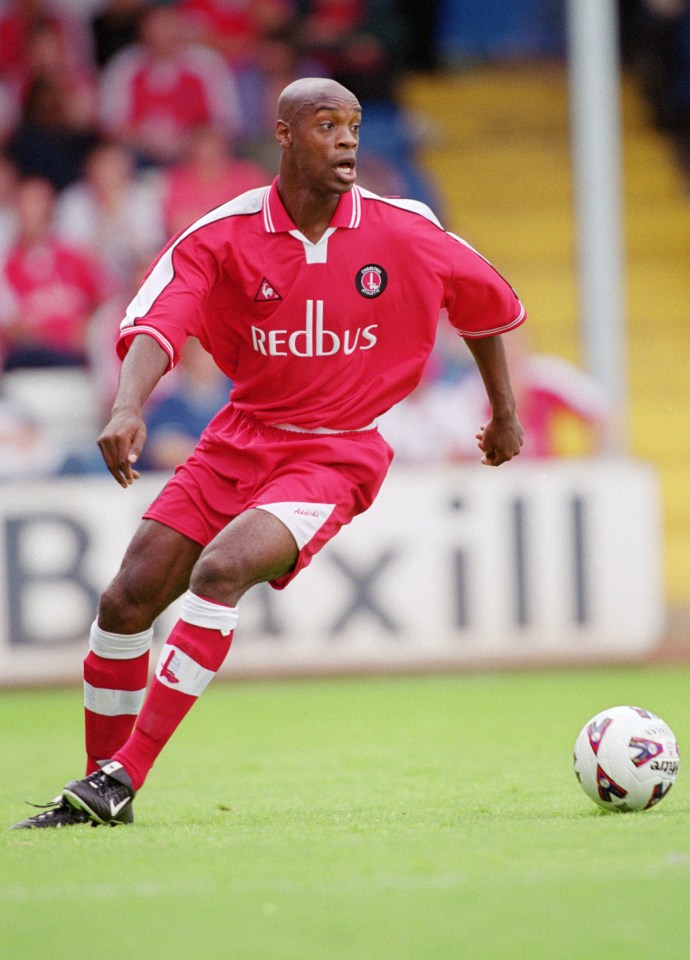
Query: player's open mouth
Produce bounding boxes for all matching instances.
[334,159,356,181]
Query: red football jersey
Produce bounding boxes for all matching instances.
[99,44,242,141]
[118,181,525,431]
[4,237,109,354]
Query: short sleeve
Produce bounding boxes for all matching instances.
[443,232,526,338]
[117,231,214,369]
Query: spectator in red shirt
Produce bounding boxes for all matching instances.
[0,177,111,369]
[161,124,269,235]
[0,0,94,95]
[98,4,243,167]
[18,15,97,132]
[178,0,296,69]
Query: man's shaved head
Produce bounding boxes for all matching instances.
[277,77,360,123]
[275,76,362,224]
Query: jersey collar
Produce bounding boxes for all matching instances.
[262,178,362,233]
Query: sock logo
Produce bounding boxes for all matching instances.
[155,643,217,696]
[160,649,181,684]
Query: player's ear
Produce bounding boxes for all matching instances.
[276,119,291,147]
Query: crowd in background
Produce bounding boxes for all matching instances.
[0,0,686,479]
[0,0,442,477]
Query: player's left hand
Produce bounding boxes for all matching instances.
[476,413,524,466]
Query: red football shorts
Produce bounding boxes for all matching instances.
[143,404,394,588]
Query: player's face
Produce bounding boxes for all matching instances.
[289,97,361,194]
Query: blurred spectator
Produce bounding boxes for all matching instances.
[299,0,365,53]
[20,15,97,130]
[178,0,296,68]
[0,177,112,369]
[6,75,98,190]
[453,329,613,459]
[98,4,243,166]
[55,139,165,287]
[299,1,393,99]
[139,336,232,471]
[162,124,269,235]
[379,327,612,463]
[90,0,147,68]
[0,0,95,94]
[293,1,413,99]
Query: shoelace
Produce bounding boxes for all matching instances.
[19,797,90,823]
[85,772,112,796]
[24,796,65,811]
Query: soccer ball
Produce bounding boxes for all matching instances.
[573,705,680,812]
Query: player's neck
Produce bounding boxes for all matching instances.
[276,179,341,244]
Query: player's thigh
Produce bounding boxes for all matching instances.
[100,519,203,630]
[190,508,299,604]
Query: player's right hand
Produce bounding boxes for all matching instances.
[97,411,147,488]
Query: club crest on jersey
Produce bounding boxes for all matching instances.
[254,277,282,302]
[355,264,387,298]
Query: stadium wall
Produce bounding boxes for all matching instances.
[0,460,664,686]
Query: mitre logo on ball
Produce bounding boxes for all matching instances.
[355,264,388,298]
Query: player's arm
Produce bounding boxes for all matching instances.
[464,334,524,466]
[98,335,170,487]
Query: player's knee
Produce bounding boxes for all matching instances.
[189,548,250,604]
[98,578,157,634]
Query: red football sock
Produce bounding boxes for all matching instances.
[83,622,153,775]
[113,595,237,790]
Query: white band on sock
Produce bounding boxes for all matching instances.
[180,592,239,637]
[89,621,154,660]
[155,643,216,696]
[83,682,146,716]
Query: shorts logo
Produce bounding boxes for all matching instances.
[356,264,387,298]
[254,277,282,301]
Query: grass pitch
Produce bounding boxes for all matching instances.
[2,666,690,959]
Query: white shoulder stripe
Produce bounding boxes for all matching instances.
[447,230,484,257]
[356,187,442,227]
[121,187,269,333]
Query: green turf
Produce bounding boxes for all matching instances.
[2,666,690,959]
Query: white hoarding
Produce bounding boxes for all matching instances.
[0,460,665,685]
